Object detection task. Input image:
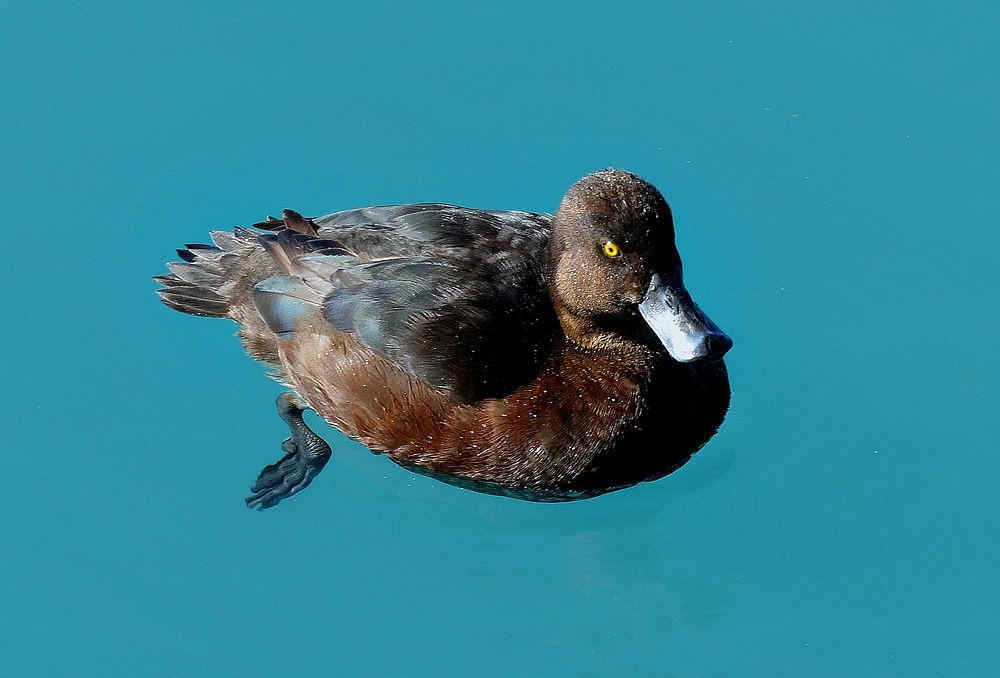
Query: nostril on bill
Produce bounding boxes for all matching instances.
[703,334,733,360]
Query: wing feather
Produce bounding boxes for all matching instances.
[253,206,556,402]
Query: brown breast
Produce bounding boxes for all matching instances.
[277,317,729,499]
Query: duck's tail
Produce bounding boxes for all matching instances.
[155,228,262,318]
[156,209,327,316]
[157,224,289,366]
[156,211,341,367]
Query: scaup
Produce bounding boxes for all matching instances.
[156,169,732,508]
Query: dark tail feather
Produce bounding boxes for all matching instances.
[252,209,320,237]
[156,229,258,318]
[156,215,345,320]
[157,284,230,317]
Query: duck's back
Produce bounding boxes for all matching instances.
[312,203,551,256]
[306,204,558,402]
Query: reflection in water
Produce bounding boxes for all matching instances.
[561,527,733,651]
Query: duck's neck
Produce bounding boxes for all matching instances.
[552,298,655,369]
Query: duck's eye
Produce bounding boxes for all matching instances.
[603,241,621,258]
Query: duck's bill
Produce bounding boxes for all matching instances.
[638,272,733,362]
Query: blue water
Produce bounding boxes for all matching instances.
[3,1,997,675]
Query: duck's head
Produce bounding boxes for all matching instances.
[548,169,732,363]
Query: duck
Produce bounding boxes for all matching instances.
[155,169,732,509]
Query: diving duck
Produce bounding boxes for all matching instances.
[156,169,732,509]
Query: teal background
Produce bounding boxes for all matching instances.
[2,1,997,676]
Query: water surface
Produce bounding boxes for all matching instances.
[2,1,997,675]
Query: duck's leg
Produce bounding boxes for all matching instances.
[245,392,332,510]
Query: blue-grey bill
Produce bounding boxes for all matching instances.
[638,272,732,362]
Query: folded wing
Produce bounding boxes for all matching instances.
[253,205,557,403]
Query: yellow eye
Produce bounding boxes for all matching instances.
[603,241,621,258]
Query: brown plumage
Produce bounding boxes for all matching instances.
[156,170,732,506]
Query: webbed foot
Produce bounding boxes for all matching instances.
[245,392,332,510]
